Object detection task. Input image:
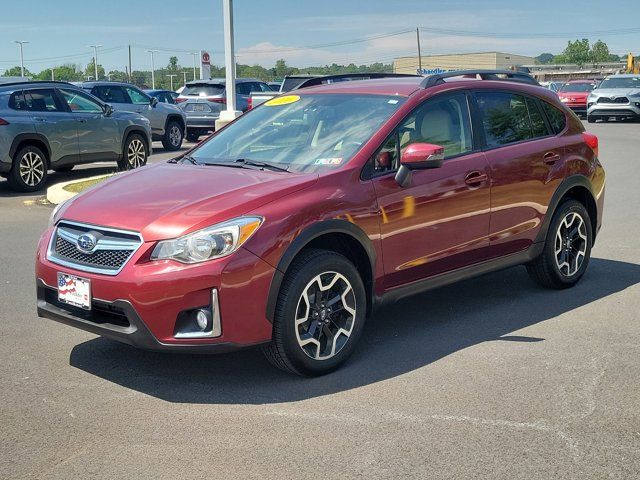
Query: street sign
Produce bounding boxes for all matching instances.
[200,50,211,79]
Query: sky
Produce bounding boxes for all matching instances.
[1,0,640,73]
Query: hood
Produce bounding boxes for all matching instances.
[589,88,640,98]
[156,102,185,115]
[110,109,150,124]
[60,163,318,241]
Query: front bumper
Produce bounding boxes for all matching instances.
[587,103,640,117]
[35,227,275,352]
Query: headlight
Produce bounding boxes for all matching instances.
[560,97,570,103]
[150,216,263,264]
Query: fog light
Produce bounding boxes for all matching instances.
[196,310,209,330]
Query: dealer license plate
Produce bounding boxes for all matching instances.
[57,273,91,310]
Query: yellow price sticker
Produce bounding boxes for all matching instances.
[264,95,300,106]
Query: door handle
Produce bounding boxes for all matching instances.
[543,152,561,165]
[465,171,488,185]
[76,118,87,123]
[33,117,47,122]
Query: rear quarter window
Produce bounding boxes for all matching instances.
[540,101,567,134]
[9,91,27,110]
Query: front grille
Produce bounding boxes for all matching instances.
[597,96,629,104]
[593,109,637,116]
[47,221,143,275]
[55,236,132,269]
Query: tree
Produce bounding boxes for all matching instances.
[554,39,591,66]
[590,40,610,63]
[84,59,105,80]
[535,53,554,65]
[167,56,179,71]
[3,66,31,77]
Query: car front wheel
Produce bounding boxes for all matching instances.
[262,249,366,376]
[527,199,592,289]
[186,130,200,143]
[162,121,183,151]
[118,134,148,171]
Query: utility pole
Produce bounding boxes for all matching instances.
[190,52,198,80]
[167,74,177,90]
[51,68,54,81]
[146,49,159,89]
[88,45,102,80]
[14,41,29,77]
[416,28,422,74]
[128,45,132,82]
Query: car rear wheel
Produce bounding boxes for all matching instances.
[118,134,148,171]
[262,249,366,376]
[527,199,592,289]
[161,120,184,151]
[7,145,48,192]
[186,130,200,143]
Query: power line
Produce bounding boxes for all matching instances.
[419,25,640,39]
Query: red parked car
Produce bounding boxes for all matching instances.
[557,79,598,117]
[36,70,605,376]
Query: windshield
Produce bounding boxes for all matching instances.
[182,84,225,96]
[560,82,596,92]
[598,77,640,89]
[190,94,406,172]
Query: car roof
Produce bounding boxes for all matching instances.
[0,80,79,93]
[80,81,140,88]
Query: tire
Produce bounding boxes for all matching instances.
[262,248,367,376]
[527,199,592,289]
[7,145,48,192]
[587,115,597,123]
[53,165,74,173]
[186,130,200,143]
[118,133,148,171]
[161,120,183,151]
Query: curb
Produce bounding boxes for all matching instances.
[46,174,111,205]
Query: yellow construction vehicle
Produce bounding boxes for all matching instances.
[627,53,640,74]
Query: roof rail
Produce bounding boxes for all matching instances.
[292,73,420,90]
[420,70,539,88]
[0,80,74,88]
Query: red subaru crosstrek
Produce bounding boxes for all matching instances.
[36,71,605,376]
[557,79,598,117]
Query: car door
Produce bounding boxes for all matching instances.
[58,88,120,162]
[370,92,492,289]
[235,82,252,111]
[122,86,162,134]
[474,90,565,257]
[20,88,80,165]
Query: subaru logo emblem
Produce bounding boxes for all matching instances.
[76,233,97,253]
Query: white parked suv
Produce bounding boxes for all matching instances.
[587,74,640,123]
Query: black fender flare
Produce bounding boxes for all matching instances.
[265,219,376,323]
[10,133,52,161]
[121,126,150,154]
[534,174,597,244]
[164,114,185,133]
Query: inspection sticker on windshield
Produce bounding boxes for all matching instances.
[264,95,300,106]
[315,157,343,165]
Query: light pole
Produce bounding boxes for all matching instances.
[190,52,198,80]
[14,41,29,77]
[182,70,188,86]
[167,74,177,90]
[88,44,102,80]
[146,49,159,89]
[216,0,241,130]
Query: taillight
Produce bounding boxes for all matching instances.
[174,98,187,104]
[582,132,599,158]
[206,97,225,104]
[0,118,9,125]
[247,97,253,110]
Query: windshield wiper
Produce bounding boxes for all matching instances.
[169,155,200,165]
[234,158,289,172]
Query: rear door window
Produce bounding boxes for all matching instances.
[92,85,129,104]
[540,101,567,134]
[182,84,225,97]
[476,91,549,147]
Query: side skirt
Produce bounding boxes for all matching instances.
[374,242,544,307]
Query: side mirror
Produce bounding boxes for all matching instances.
[103,104,114,116]
[150,97,159,108]
[395,143,444,187]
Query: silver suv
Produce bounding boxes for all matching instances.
[81,82,187,150]
[0,81,152,192]
[587,74,640,123]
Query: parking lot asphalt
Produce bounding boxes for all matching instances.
[1,125,639,479]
